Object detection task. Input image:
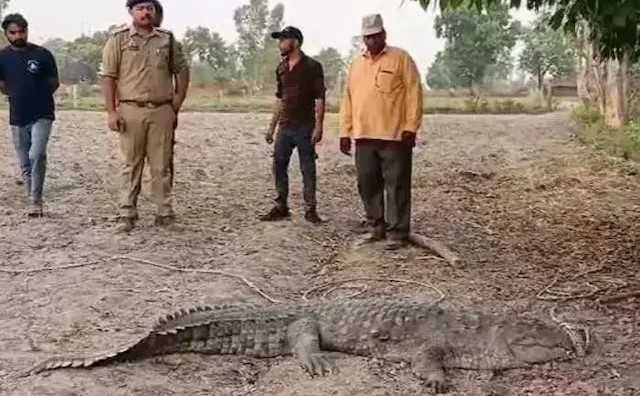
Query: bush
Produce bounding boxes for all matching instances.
[573,105,603,126]
[494,99,527,113]
[626,120,640,145]
[573,105,640,161]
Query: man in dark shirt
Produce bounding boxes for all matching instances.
[0,14,59,217]
[261,26,326,223]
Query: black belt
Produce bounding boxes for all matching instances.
[120,100,172,108]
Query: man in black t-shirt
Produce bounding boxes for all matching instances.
[0,14,59,217]
[261,26,326,223]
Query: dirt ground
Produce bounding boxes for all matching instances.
[0,110,639,396]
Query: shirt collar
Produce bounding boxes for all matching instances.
[363,46,389,59]
[283,51,307,63]
[128,25,160,38]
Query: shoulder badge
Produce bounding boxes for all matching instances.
[110,25,129,36]
[155,27,173,35]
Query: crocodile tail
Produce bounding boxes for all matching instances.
[26,335,150,375]
[153,305,214,330]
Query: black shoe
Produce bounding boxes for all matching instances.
[354,229,386,246]
[259,206,290,222]
[384,238,409,251]
[154,215,176,227]
[115,217,135,234]
[27,203,43,218]
[304,209,323,224]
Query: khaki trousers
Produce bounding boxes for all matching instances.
[118,102,176,219]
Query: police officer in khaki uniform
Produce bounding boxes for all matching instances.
[101,0,189,233]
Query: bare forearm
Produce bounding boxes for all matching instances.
[173,69,190,111]
[314,98,325,129]
[270,99,283,131]
[102,77,118,113]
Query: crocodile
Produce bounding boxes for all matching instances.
[28,298,587,393]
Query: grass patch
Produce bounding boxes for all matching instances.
[573,105,640,161]
[0,91,555,115]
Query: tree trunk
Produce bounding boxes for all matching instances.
[576,25,605,112]
[574,21,631,128]
[537,69,543,92]
[603,52,630,128]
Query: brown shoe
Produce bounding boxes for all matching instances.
[115,217,135,234]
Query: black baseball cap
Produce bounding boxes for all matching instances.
[271,26,303,44]
[126,0,155,8]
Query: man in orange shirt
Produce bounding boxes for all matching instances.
[339,14,423,248]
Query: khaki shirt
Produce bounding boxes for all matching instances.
[101,26,187,103]
[339,46,423,141]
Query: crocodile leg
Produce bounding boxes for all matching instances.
[412,344,447,394]
[287,317,337,377]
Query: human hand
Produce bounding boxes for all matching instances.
[339,137,352,156]
[312,126,323,144]
[401,131,416,148]
[107,111,123,133]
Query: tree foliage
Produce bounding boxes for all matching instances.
[427,3,518,90]
[43,26,116,83]
[518,13,576,90]
[184,28,229,69]
[426,52,453,89]
[314,47,346,93]
[233,0,284,93]
[183,27,235,83]
[410,0,640,60]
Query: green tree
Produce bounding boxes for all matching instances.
[0,0,8,16]
[267,3,284,33]
[314,47,345,93]
[259,2,285,91]
[426,52,453,89]
[518,14,576,90]
[183,27,235,83]
[42,38,70,62]
[346,35,363,63]
[184,27,230,70]
[233,0,284,94]
[432,3,519,91]
[410,0,639,61]
[65,27,117,72]
[0,0,12,47]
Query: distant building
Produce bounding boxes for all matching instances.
[546,78,578,97]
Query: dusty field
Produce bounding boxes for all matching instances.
[0,110,639,395]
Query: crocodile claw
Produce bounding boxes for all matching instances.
[425,372,446,394]
[301,353,338,377]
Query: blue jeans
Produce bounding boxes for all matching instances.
[11,119,53,205]
[273,126,317,210]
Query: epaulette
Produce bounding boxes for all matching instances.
[155,27,173,35]
[110,25,129,36]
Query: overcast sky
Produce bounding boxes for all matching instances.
[5,0,535,73]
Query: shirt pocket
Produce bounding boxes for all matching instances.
[375,66,401,94]
[153,45,170,69]
[120,43,142,72]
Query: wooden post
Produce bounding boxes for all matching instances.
[72,84,78,109]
